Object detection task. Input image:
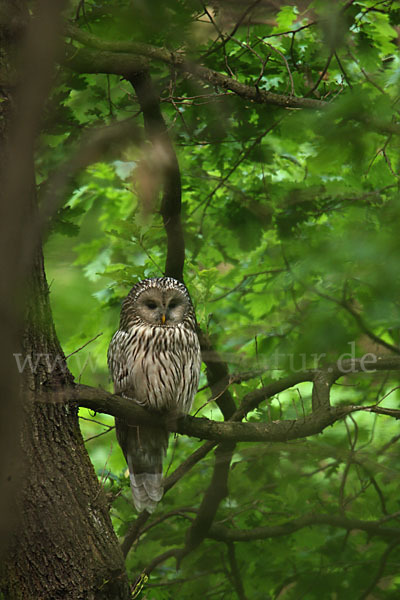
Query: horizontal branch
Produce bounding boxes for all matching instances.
[237,355,400,418]
[130,509,400,577]
[368,406,400,419]
[64,45,147,75]
[43,355,398,445]
[208,513,400,542]
[65,24,326,110]
[49,392,360,445]
[68,383,352,442]
[63,25,400,138]
[188,63,326,110]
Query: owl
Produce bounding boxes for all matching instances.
[107,277,201,513]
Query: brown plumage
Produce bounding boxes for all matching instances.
[107,277,201,513]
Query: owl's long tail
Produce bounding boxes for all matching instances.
[116,419,169,513]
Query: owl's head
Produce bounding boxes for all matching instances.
[121,277,194,329]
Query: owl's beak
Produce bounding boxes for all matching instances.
[161,313,166,325]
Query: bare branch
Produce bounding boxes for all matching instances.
[340,299,400,355]
[64,24,327,111]
[63,370,395,444]
[226,543,248,600]
[208,513,400,543]
[65,332,103,359]
[63,24,400,138]
[126,70,185,281]
[179,442,235,561]
[64,353,400,441]
[284,255,400,357]
[164,440,217,493]
[367,406,400,419]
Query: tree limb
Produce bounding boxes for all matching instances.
[62,25,400,137]
[74,382,345,442]
[64,44,147,75]
[126,70,185,282]
[178,441,236,562]
[64,24,327,111]
[63,350,400,442]
[226,542,248,600]
[208,513,400,542]
[312,288,400,355]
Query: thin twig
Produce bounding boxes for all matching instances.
[84,425,115,443]
[307,50,334,95]
[65,332,103,359]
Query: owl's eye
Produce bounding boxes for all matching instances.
[169,300,178,309]
[146,301,157,310]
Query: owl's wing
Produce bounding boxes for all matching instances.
[177,332,202,415]
[107,330,131,395]
[107,329,166,514]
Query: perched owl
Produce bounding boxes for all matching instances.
[107,277,201,513]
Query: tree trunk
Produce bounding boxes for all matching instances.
[0,249,131,599]
[0,6,130,598]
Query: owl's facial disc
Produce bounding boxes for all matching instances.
[137,289,187,326]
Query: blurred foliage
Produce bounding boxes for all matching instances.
[43,0,400,597]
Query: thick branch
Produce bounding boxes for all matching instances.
[126,70,185,281]
[179,442,235,560]
[208,513,400,542]
[68,384,351,443]
[63,27,400,138]
[226,542,248,600]
[64,45,147,75]
[198,328,237,420]
[68,355,400,442]
[237,355,400,418]
[65,24,326,111]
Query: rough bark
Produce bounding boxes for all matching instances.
[0,5,130,598]
[0,249,131,600]
[0,232,130,598]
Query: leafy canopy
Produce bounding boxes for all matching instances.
[44,1,400,597]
